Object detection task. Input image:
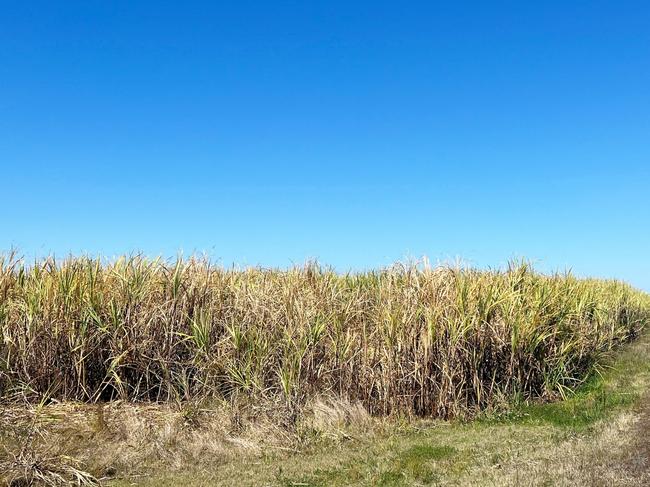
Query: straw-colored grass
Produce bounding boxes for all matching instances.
[1,254,648,419]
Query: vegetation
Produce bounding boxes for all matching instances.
[4,322,650,486]
[1,253,648,420]
[1,253,650,485]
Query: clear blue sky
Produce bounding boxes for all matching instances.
[1,2,649,290]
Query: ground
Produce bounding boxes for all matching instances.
[3,335,650,486]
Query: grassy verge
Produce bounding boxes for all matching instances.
[96,330,650,486]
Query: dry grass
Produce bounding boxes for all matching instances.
[0,396,372,485]
[1,254,649,421]
[0,400,100,486]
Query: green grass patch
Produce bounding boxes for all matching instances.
[402,444,456,461]
[482,337,650,430]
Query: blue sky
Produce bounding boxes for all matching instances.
[1,1,649,289]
